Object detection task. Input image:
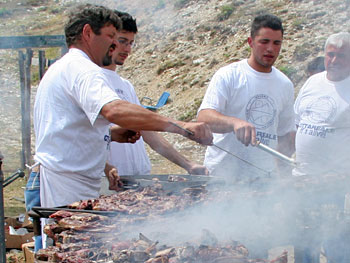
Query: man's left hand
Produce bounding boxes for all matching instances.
[107,167,123,191]
[188,164,209,175]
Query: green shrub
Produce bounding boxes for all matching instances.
[178,98,203,121]
[217,5,235,21]
[279,66,297,78]
[156,60,186,75]
[0,8,12,17]
[155,0,166,10]
[174,0,190,9]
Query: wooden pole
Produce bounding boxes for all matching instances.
[24,48,33,167]
[18,50,26,169]
[38,50,46,80]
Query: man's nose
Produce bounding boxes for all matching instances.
[112,38,118,46]
[266,43,274,52]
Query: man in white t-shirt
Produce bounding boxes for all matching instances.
[294,32,350,263]
[197,14,295,181]
[103,11,208,176]
[294,32,350,177]
[33,4,213,209]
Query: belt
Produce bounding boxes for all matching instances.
[27,162,40,173]
[32,165,40,173]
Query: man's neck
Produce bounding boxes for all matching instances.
[247,56,272,73]
[104,64,117,71]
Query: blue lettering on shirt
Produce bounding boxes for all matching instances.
[298,122,335,138]
[104,134,111,150]
[256,131,277,146]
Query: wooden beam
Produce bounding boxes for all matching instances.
[18,50,26,169]
[24,48,33,167]
[0,35,66,49]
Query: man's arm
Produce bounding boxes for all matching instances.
[276,131,296,175]
[101,100,213,145]
[142,131,209,175]
[197,109,256,146]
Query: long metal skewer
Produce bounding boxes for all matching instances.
[210,144,271,175]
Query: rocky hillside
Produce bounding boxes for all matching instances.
[0,0,349,173]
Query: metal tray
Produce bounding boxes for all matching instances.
[30,206,120,218]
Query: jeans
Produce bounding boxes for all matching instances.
[24,171,42,252]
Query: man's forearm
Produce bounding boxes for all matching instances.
[101,100,213,146]
[102,100,176,132]
[197,109,235,133]
[142,131,192,171]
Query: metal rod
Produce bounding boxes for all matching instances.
[211,144,271,175]
[3,169,25,188]
[255,141,296,166]
[0,159,6,263]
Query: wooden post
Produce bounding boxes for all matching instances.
[18,50,26,169]
[39,50,46,80]
[24,48,33,167]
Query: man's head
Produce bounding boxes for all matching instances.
[324,32,350,81]
[103,11,138,68]
[248,14,284,73]
[64,4,121,66]
[306,56,325,77]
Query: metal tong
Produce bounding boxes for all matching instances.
[255,140,296,166]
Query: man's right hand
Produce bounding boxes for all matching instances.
[233,119,256,146]
[182,122,213,145]
[110,125,141,143]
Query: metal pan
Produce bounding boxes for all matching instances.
[30,206,120,218]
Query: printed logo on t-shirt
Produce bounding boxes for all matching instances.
[115,89,127,101]
[303,96,337,124]
[245,94,276,129]
[298,96,337,139]
[104,134,111,150]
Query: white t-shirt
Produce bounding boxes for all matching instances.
[102,68,151,175]
[294,72,350,176]
[198,59,295,179]
[34,48,120,206]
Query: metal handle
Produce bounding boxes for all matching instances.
[255,140,296,166]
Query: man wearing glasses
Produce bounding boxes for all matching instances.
[103,11,209,177]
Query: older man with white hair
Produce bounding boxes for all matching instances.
[294,32,350,177]
[294,32,350,263]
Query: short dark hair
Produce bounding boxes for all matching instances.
[307,56,325,75]
[65,4,121,47]
[251,14,284,38]
[114,10,138,33]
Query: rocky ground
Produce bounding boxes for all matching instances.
[1,0,349,175]
[0,0,349,260]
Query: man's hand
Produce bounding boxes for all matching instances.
[233,119,256,146]
[182,122,213,145]
[110,125,141,143]
[187,163,209,175]
[106,167,123,191]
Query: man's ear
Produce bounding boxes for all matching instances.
[82,24,93,42]
[247,37,253,48]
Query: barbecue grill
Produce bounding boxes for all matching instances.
[30,173,350,262]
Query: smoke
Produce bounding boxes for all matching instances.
[106,174,350,260]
